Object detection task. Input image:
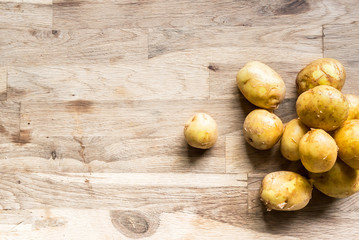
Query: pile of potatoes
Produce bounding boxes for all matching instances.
[238,58,359,211]
[183,58,359,212]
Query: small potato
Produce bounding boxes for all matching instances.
[334,120,359,169]
[236,61,286,110]
[309,159,359,198]
[260,171,312,211]
[299,129,337,173]
[296,85,349,131]
[184,113,218,149]
[345,94,359,120]
[243,109,283,150]
[296,58,346,94]
[280,119,309,161]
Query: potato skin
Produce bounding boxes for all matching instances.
[243,109,283,150]
[296,58,346,94]
[260,171,312,211]
[334,120,359,169]
[309,159,359,198]
[236,61,286,110]
[345,94,359,120]
[280,119,309,161]
[296,85,349,131]
[299,129,337,173]
[184,113,218,149]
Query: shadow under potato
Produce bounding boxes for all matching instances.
[186,141,209,163]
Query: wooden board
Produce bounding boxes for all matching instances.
[1,0,359,239]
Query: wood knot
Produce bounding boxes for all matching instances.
[208,64,219,72]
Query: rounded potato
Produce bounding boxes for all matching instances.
[280,119,309,161]
[296,85,349,131]
[345,94,359,120]
[260,171,312,211]
[296,58,346,94]
[184,113,218,149]
[299,129,337,173]
[243,109,283,150]
[309,159,359,198]
[334,120,359,169]
[236,61,286,109]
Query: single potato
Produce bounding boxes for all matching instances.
[296,85,349,131]
[345,94,359,120]
[281,119,309,161]
[260,171,312,211]
[334,120,359,169]
[309,159,359,198]
[236,61,286,109]
[299,129,337,173]
[243,109,283,150]
[296,58,346,94]
[184,113,218,149]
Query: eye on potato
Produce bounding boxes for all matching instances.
[243,109,283,150]
[280,119,309,161]
[345,94,359,120]
[334,120,359,169]
[309,159,359,198]
[296,58,346,94]
[260,171,313,211]
[236,61,286,110]
[184,113,218,149]
[299,129,337,173]
[296,85,349,131]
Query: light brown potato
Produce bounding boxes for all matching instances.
[260,171,312,211]
[236,61,286,110]
[299,129,337,173]
[334,120,359,169]
[345,94,359,120]
[296,85,349,131]
[280,119,309,161]
[184,113,218,149]
[309,159,359,198]
[243,109,283,150]
[296,58,346,94]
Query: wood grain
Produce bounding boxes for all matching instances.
[0,67,7,100]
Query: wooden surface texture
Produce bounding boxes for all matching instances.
[1,0,359,239]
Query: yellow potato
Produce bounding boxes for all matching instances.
[184,113,218,149]
[243,109,283,150]
[299,129,337,173]
[334,120,359,169]
[309,159,359,198]
[296,58,346,94]
[345,94,359,120]
[236,61,286,109]
[260,171,312,211]
[280,119,309,161]
[296,85,349,131]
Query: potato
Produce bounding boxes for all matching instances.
[280,119,309,161]
[184,113,218,149]
[260,171,312,211]
[243,109,283,150]
[334,120,359,169]
[296,58,346,94]
[296,85,349,131]
[309,159,359,198]
[299,129,337,173]
[236,61,286,110]
[345,94,359,120]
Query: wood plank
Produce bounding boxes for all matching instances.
[324,23,359,95]
[0,2,52,29]
[7,60,209,101]
[149,25,322,100]
[0,101,20,144]
[0,28,148,67]
[53,0,358,29]
[0,135,226,173]
[20,99,243,138]
[0,67,7,100]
